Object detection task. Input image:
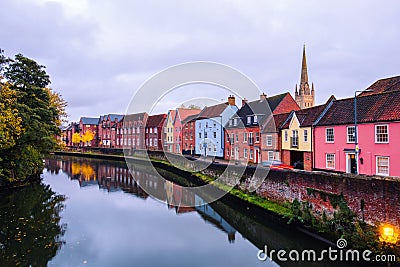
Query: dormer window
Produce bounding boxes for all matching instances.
[247,116,251,125]
[229,120,232,126]
[233,118,237,126]
[253,115,258,123]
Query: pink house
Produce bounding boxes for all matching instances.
[173,108,201,154]
[314,90,400,177]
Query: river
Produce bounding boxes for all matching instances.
[0,155,367,266]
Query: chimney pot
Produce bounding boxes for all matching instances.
[260,93,267,100]
[228,95,236,106]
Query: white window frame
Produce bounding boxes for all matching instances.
[326,153,335,169]
[347,126,355,143]
[266,135,273,146]
[247,116,251,124]
[254,115,258,123]
[255,132,260,143]
[326,128,334,143]
[243,132,248,143]
[376,156,389,176]
[268,151,274,161]
[375,124,389,143]
[244,148,248,158]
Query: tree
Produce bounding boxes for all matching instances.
[0,51,66,185]
[81,130,95,147]
[72,133,81,147]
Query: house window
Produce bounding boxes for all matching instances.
[154,128,157,134]
[247,116,251,125]
[347,126,355,143]
[132,128,135,134]
[243,132,248,142]
[292,130,298,147]
[231,148,234,156]
[213,132,217,138]
[205,132,208,138]
[249,149,253,159]
[375,125,388,143]
[154,138,157,147]
[206,122,208,128]
[128,139,131,146]
[229,120,233,126]
[233,118,237,126]
[137,139,140,146]
[376,156,389,176]
[226,149,230,157]
[199,133,202,139]
[268,151,274,161]
[266,135,272,146]
[254,115,258,123]
[326,153,335,169]
[255,132,260,143]
[150,128,153,134]
[149,139,152,146]
[326,128,334,143]
[137,127,140,134]
[284,131,288,142]
[235,134,238,142]
[132,138,135,146]
[304,129,308,142]
[244,148,248,158]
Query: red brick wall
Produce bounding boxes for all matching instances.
[303,151,312,171]
[282,150,291,165]
[273,94,300,115]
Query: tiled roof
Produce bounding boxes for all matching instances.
[108,114,124,122]
[197,102,229,119]
[281,100,332,129]
[146,114,167,128]
[262,112,291,133]
[181,114,198,124]
[359,76,400,96]
[168,110,176,123]
[80,117,99,125]
[176,108,201,122]
[226,93,293,129]
[317,90,400,126]
[124,112,148,121]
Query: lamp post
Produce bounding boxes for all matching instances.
[354,89,373,174]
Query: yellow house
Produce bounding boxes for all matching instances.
[164,110,176,153]
[281,101,332,170]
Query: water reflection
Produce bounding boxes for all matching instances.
[44,156,364,267]
[0,182,66,266]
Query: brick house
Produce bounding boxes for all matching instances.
[79,117,99,147]
[225,93,299,164]
[314,89,400,177]
[181,114,198,155]
[98,114,124,148]
[280,97,334,170]
[145,114,167,150]
[122,112,148,150]
[65,122,79,147]
[173,108,201,154]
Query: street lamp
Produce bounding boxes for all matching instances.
[354,89,373,174]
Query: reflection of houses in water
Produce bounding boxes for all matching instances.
[195,195,236,243]
[165,181,196,214]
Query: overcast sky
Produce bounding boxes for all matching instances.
[1,0,399,122]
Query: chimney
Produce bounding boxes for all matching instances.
[228,95,236,106]
[242,98,248,107]
[260,93,267,100]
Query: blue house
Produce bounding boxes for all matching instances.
[195,96,238,157]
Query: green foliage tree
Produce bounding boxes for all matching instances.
[0,50,67,185]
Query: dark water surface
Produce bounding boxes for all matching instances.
[0,156,363,267]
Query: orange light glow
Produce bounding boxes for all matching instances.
[379,224,398,244]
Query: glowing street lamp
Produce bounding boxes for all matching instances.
[379,224,398,244]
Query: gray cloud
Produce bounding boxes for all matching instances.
[1,0,399,121]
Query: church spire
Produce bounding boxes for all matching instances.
[300,44,308,85]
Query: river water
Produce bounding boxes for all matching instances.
[0,156,366,267]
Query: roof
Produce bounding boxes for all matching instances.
[262,112,291,133]
[175,108,201,122]
[124,112,148,121]
[317,90,400,126]
[108,114,124,122]
[146,114,167,128]
[281,98,334,129]
[226,93,293,129]
[359,76,400,96]
[80,117,99,125]
[167,109,176,123]
[197,102,230,119]
[181,114,198,124]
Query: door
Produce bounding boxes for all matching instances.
[346,153,356,174]
[254,148,260,163]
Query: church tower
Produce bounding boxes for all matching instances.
[295,45,315,109]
